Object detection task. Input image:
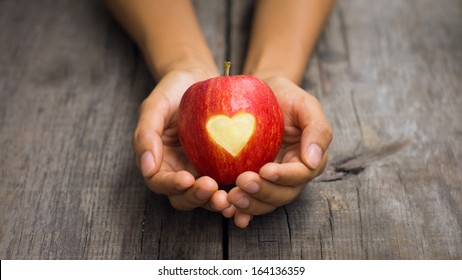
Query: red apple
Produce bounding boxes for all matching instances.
[177,64,284,187]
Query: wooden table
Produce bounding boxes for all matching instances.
[1,0,461,260]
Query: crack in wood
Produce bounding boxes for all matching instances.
[282,206,292,246]
[335,165,365,175]
[225,0,232,62]
[323,195,335,246]
[355,182,368,259]
[156,218,163,260]
[350,90,363,153]
[337,3,351,66]
[222,217,229,260]
[316,139,411,183]
[81,200,96,259]
[336,139,410,169]
[318,229,324,260]
[138,191,149,259]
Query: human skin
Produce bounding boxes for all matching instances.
[105,0,334,228]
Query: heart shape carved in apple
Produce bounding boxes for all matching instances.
[206,112,256,156]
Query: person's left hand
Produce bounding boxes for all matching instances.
[224,76,333,228]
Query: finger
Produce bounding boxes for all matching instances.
[168,176,219,211]
[297,94,333,170]
[235,172,303,208]
[259,153,329,186]
[222,204,237,218]
[228,187,277,216]
[233,210,253,229]
[259,161,313,186]
[203,190,231,212]
[132,96,168,178]
[147,170,195,195]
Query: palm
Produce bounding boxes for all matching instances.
[159,124,199,176]
[269,77,308,167]
[144,71,211,177]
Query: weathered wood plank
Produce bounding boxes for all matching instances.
[227,0,462,259]
[0,0,227,259]
[332,0,462,259]
[0,0,149,259]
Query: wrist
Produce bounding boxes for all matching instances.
[142,39,219,81]
[160,68,219,88]
[152,58,219,82]
[243,63,301,85]
[244,71,293,88]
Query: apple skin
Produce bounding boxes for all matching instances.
[177,75,284,187]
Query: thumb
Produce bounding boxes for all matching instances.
[132,96,167,178]
[299,95,333,170]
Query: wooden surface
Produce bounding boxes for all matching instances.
[1,0,461,259]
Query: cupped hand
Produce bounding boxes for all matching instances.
[226,76,333,228]
[132,70,231,212]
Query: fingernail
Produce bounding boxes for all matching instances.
[235,196,250,209]
[196,189,210,200]
[307,143,322,169]
[140,151,155,176]
[243,182,259,194]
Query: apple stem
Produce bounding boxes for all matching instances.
[224,61,231,76]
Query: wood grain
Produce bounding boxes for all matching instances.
[1,0,461,260]
[227,0,462,259]
[0,0,226,259]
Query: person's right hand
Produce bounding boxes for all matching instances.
[132,70,231,212]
